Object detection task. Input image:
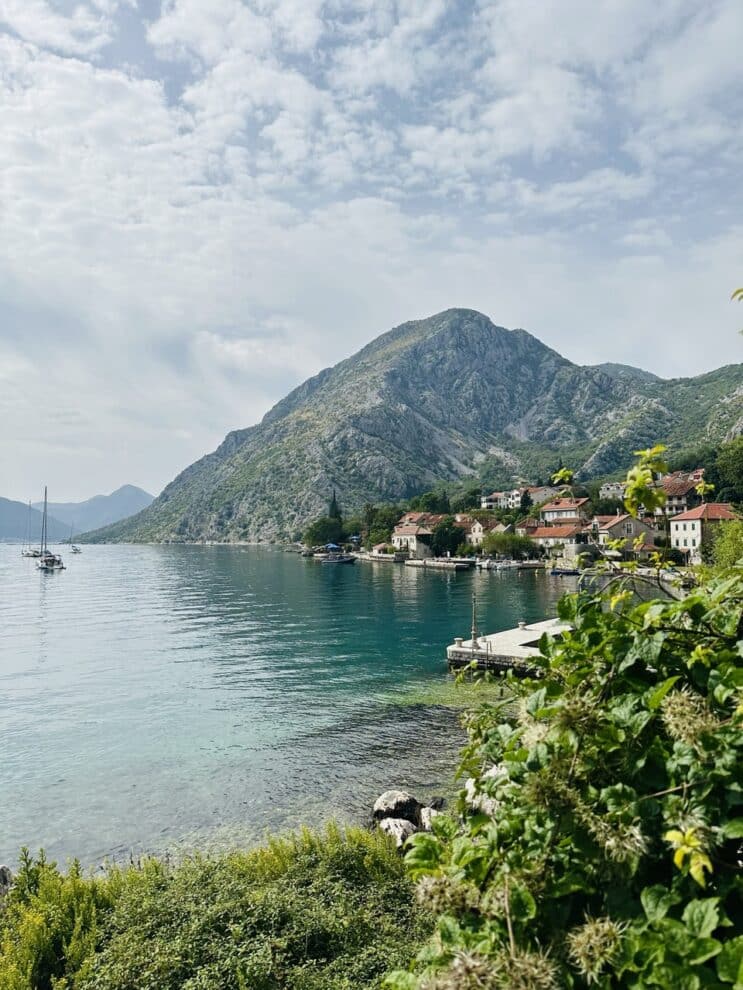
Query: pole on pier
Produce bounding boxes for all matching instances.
[471,591,480,649]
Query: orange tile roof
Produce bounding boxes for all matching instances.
[531,525,584,539]
[671,503,737,522]
[541,497,589,512]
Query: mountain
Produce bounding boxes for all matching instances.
[84,309,743,544]
[0,498,69,543]
[34,485,154,533]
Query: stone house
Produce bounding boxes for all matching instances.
[539,497,590,526]
[669,503,737,564]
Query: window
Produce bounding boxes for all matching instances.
[683,523,687,531]
[684,539,688,547]
[623,522,633,535]
[692,539,696,547]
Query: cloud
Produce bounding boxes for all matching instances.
[0,0,114,55]
[0,0,740,499]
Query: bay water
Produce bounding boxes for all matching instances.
[0,545,572,866]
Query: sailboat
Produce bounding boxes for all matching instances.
[21,500,41,557]
[68,522,81,553]
[37,487,65,571]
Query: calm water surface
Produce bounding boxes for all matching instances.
[0,545,572,865]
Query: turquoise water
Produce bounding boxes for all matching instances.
[0,545,572,866]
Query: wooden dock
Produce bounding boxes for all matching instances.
[446,618,570,675]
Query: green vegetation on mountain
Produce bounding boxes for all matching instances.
[83,310,743,544]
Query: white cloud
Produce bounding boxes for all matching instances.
[0,1,740,499]
[0,0,113,55]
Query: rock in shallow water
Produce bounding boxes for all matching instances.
[378,817,418,847]
[372,789,422,824]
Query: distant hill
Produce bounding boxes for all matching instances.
[83,309,743,544]
[34,485,154,533]
[0,498,69,543]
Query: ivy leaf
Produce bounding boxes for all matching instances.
[641,885,679,924]
[722,819,743,839]
[716,935,743,984]
[686,936,722,965]
[682,898,720,938]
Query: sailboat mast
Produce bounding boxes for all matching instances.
[41,486,47,554]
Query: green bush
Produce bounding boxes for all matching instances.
[0,826,431,990]
[386,572,743,988]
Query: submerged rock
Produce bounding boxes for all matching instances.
[373,789,422,825]
[378,817,418,848]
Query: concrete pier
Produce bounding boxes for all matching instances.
[446,618,571,675]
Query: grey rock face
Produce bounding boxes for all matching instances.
[85,308,743,544]
[378,817,418,848]
[373,789,423,824]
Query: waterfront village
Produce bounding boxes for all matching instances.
[383,470,736,568]
[305,465,739,571]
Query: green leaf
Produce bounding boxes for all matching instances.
[683,899,720,938]
[717,936,743,984]
[686,936,722,965]
[509,883,537,922]
[722,819,743,839]
[641,885,679,924]
[647,676,681,710]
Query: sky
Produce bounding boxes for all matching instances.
[1,0,742,501]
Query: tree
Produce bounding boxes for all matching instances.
[717,437,743,501]
[328,489,342,521]
[303,515,343,546]
[451,485,482,513]
[711,519,743,570]
[431,516,465,556]
[482,531,537,559]
[409,490,450,513]
[519,490,533,514]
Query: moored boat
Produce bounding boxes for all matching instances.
[36,487,65,571]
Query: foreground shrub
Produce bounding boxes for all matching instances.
[387,573,743,988]
[0,825,430,990]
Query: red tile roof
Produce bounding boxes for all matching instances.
[671,503,737,522]
[531,525,584,539]
[394,524,432,536]
[541,497,589,512]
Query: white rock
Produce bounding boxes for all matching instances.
[378,817,418,848]
[419,807,441,831]
[372,789,422,824]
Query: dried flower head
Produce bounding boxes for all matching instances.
[422,951,498,989]
[495,947,560,990]
[416,875,481,915]
[584,815,648,864]
[566,915,625,984]
[661,689,718,747]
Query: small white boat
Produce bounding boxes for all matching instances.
[321,553,356,564]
